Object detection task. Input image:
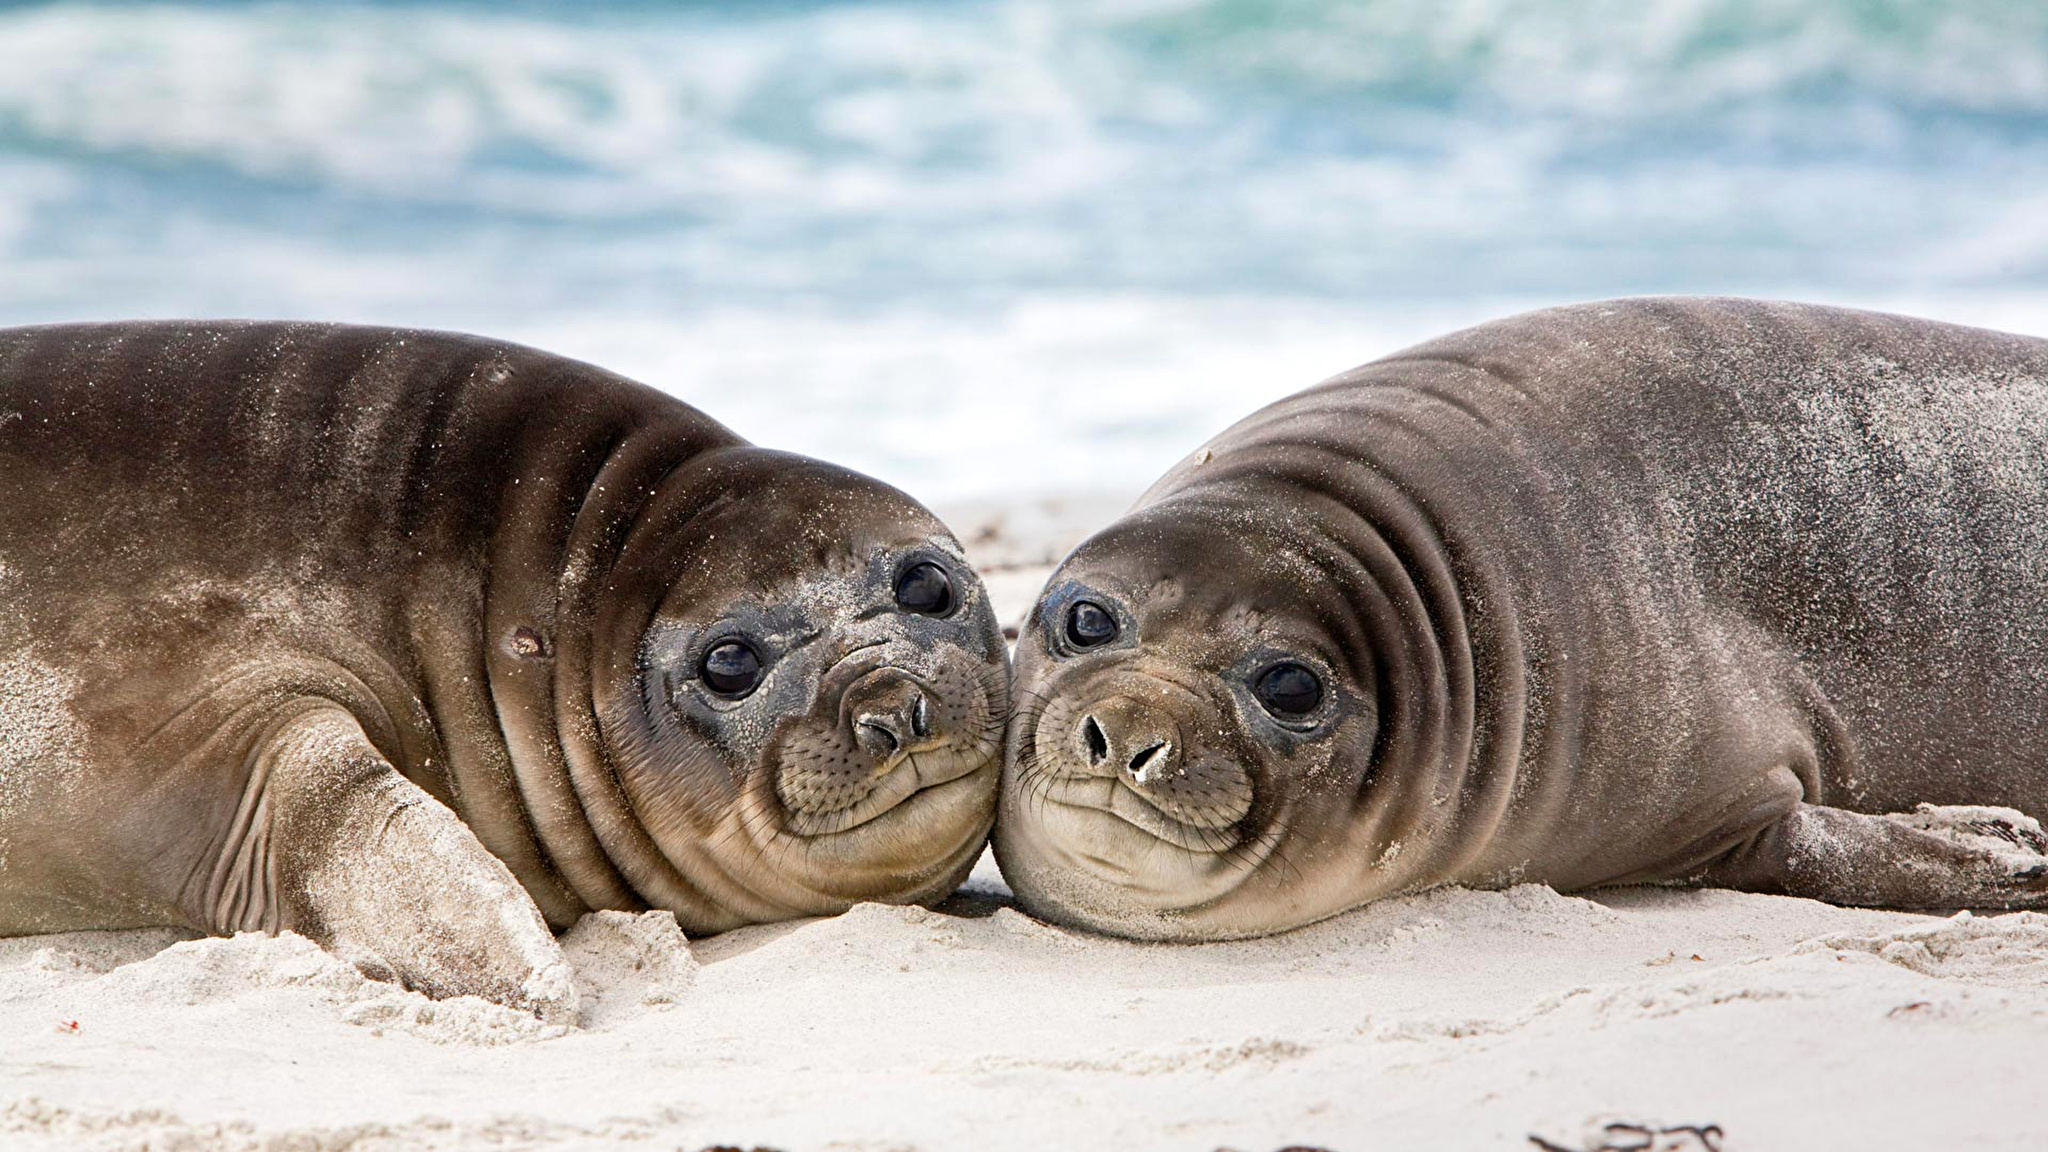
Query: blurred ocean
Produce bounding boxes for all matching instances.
[1,0,2044,498]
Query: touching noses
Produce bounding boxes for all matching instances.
[1076,698,1183,786]
[846,668,936,761]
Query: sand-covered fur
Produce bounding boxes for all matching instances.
[0,321,1008,1008]
[1000,298,2048,939]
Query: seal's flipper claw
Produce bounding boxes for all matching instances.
[211,705,578,1023]
[1952,811,2048,855]
[1696,802,2048,911]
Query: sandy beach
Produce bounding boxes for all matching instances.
[5,3,2047,1148]
[4,503,2044,1152]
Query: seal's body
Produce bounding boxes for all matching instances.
[997,298,2048,939]
[0,322,1007,1014]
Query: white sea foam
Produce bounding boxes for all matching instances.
[512,290,2048,500]
[0,2,2043,500]
[0,1,2044,311]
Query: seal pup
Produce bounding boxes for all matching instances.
[0,322,1008,1016]
[996,297,2048,939]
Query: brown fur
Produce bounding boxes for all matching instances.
[0,321,1007,1012]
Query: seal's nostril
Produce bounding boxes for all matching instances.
[1081,716,1108,765]
[856,718,902,758]
[911,693,931,739]
[1127,741,1171,783]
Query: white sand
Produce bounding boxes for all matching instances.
[5,506,2046,1151]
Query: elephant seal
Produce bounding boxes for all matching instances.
[995,297,2048,940]
[0,321,1007,1016]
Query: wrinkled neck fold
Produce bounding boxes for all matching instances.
[479,415,752,925]
[1154,388,1545,912]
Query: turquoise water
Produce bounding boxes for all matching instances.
[1,0,2043,494]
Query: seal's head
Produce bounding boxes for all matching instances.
[586,448,1007,932]
[995,497,1396,940]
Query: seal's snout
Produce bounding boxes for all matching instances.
[772,640,998,838]
[847,669,934,763]
[1075,698,1184,785]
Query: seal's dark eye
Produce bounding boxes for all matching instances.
[700,640,764,698]
[1065,600,1119,648]
[894,562,954,616]
[1253,662,1322,717]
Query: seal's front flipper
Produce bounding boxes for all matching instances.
[1697,802,2048,910]
[200,705,578,1022]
